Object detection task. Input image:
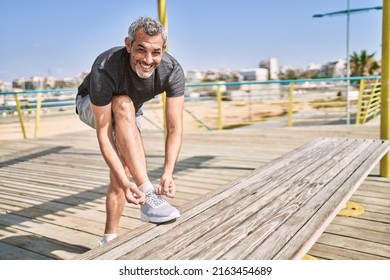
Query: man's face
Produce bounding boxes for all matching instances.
[125,29,164,79]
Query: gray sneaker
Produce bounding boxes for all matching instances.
[140,189,180,223]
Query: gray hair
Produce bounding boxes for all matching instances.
[128,17,167,49]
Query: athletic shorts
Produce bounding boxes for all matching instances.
[76,94,141,131]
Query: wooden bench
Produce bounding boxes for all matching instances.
[74,137,390,260]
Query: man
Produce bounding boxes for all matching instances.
[76,17,185,245]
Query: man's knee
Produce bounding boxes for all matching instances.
[112,95,135,122]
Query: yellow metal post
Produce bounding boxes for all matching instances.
[158,0,168,32]
[13,93,27,139]
[381,0,390,177]
[217,85,223,130]
[158,0,168,137]
[34,92,42,139]
[288,82,294,127]
[355,79,365,124]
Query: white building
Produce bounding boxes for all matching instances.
[332,59,346,77]
[238,68,268,81]
[321,59,346,78]
[0,81,12,92]
[259,58,279,80]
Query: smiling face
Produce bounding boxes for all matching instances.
[125,28,164,79]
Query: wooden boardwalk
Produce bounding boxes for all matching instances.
[0,120,389,260]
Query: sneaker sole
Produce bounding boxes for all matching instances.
[140,211,180,224]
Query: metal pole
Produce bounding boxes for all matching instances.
[158,0,167,33]
[34,92,42,138]
[380,0,390,177]
[13,93,27,139]
[288,82,294,127]
[158,0,168,137]
[217,85,223,130]
[346,0,351,124]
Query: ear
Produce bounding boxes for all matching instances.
[125,37,131,53]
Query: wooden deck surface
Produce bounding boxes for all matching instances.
[0,119,389,260]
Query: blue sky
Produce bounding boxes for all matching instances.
[0,0,383,82]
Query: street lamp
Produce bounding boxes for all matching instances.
[313,2,382,125]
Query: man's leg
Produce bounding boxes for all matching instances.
[111,95,180,224]
[101,147,136,244]
[100,96,145,245]
[105,170,126,233]
[111,95,149,186]
[99,171,124,245]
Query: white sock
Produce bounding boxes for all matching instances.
[99,233,117,245]
[138,181,154,193]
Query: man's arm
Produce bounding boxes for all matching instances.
[159,95,184,198]
[91,102,145,204]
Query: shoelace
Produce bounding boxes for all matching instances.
[145,189,166,208]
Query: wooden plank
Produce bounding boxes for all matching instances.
[361,178,390,192]
[355,189,390,199]
[0,242,49,260]
[351,211,390,224]
[77,137,380,260]
[308,243,387,260]
[268,140,390,259]
[324,223,390,244]
[0,227,88,260]
[169,140,363,260]
[331,216,390,233]
[0,211,99,249]
[351,195,390,208]
[74,138,333,260]
[347,201,390,215]
[220,139,378,260]
[142,139,348,260]
[0,193,143,230]
[317,233,390,258]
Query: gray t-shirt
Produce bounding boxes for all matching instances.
[77,47,185,115]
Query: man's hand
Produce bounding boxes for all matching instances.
[124,181,145,205]
[157,173,176,198]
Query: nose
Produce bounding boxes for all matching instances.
[144,52,153,64]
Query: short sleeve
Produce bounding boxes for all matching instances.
[166,63,185,98]
[89,64,116,106]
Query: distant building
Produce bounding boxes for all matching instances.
[320,59,346,78]
[259,58,279,80]
[238,68,268,81]
[204,70,219,81]
[44,76,56,88]
[0,81,12,92]
[185,69,203,83]
[12,76,42,90]
[10,71,91,90]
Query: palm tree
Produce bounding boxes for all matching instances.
[349,50,380,76]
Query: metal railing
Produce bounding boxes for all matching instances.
[0,88,76,139]
[0,76,381,138]
[355,78,381,124]
[184,76,380,129]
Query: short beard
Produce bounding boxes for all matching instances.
[134,62,155,79]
